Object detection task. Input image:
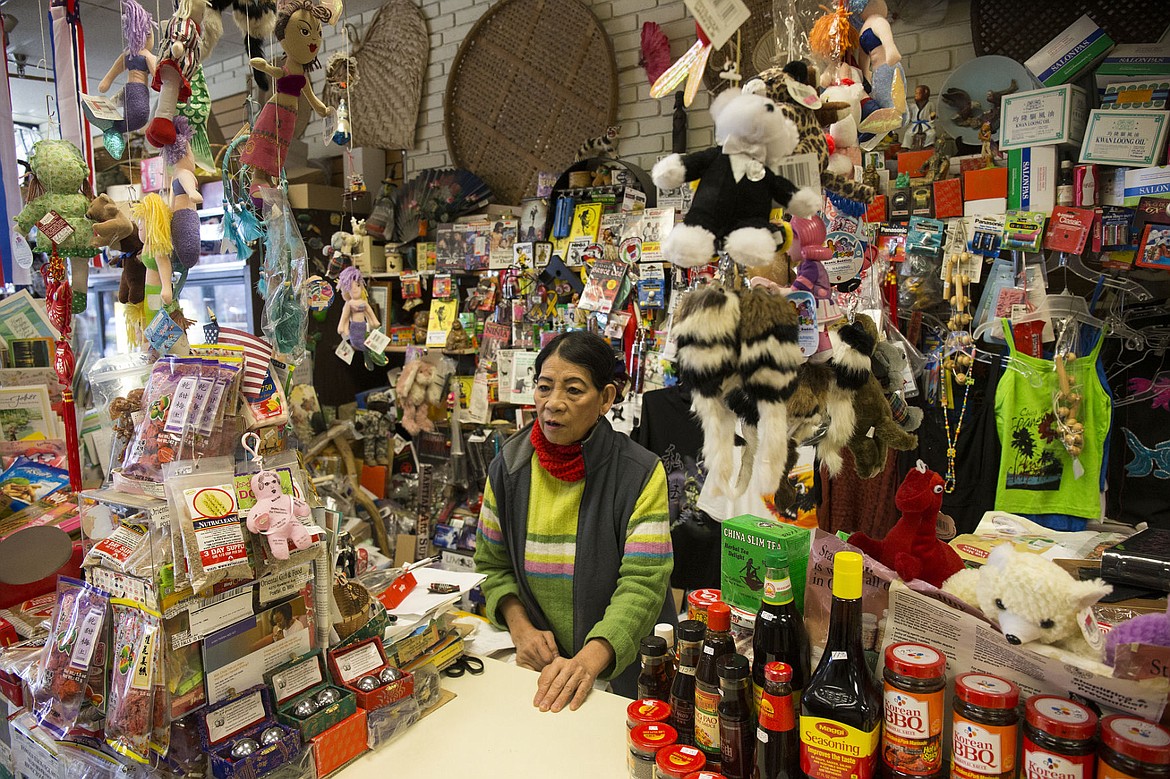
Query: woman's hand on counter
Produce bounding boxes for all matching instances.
[499,595,559,671]
[533,638,614,713]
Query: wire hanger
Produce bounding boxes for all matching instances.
[1044,250,1153,301]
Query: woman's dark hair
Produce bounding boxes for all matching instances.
[534,331,619,396]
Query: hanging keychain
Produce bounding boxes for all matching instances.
[241,432,313,560]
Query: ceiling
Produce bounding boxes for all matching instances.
[2,0,388,125]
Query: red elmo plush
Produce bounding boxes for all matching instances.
[848,461,965,588]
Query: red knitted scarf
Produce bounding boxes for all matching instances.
[530,422,586,482]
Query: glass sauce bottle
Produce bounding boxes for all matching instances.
[639,636,673,702]
[752,551,810,713]
[670,620,706,746]
[695,602,735,770]
[755,661,799,779]
[800,551,882,779]
[718,654,755,779]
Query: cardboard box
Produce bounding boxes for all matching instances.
[1101,79,1170,110]
[1080,109,1170,168]
[720,516,811,614]
[264,649,358,740]
[327,636,414,710]
[933,179,963,218]
[1096,43,1170,92]
[1024,14,1114,86]
[999,84,1088,150]
[200,686,301,779]
[1123,166,1170,205]
[963,167,1009,201]
[311,709,368,777]
[897,150,933,178]
[866,194,888,224]
[964,198,1008,217]
[286,184,370,212]
[1008,146,1058,212]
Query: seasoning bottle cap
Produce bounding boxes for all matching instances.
[656,744,707,777]
[954,673,1020,709]
[831,551,864,600]
[764,661,792,684]
[677,620,706,642]
[627,698,672,725]
[706,602,730,632]
[641,636,669,658]
[1100,715,1170,765]
[716,653,749,680]
[655,623,675,648]
[630,722,679,752]
[884,643,945,679]
[1025,696,1097,741]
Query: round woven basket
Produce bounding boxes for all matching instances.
[972,0,1170,59]
[444,0,618,206]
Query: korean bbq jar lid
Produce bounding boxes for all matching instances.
[1100,715,1170,765]
[657,745,707,777]
[884,643,946,679]
[631,723,679,753]
[954,673,1020,709]
[628,698,672,726]
[1024,696,1097,741]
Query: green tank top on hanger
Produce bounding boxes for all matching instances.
[994,318,1111,520]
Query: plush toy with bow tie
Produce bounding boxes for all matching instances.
[652,85,822,268]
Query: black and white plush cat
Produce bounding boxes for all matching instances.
[205,0,278,90]
[575,125,620,162]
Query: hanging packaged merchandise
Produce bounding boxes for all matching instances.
[105,599,162,763]
[257,188,309,366]
[237,445,320,568]
[164,456,254,596]
[1002,211,1047,252]
[30,577,110,738]
[121,357,203,481]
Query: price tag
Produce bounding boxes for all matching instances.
[684,0,750,49]
[335,340,355,365]
[12,234,33,269]
[364,328,390,354]
[36,211,75,244]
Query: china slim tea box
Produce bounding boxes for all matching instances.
[721,516,811,614]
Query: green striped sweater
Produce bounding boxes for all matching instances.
[475,453,673,679]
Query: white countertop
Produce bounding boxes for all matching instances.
[338,657,630,777]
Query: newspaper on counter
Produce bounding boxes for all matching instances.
[951,511,1130,566]
[882,580,1169,721]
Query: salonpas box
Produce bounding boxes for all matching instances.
[1000,84,1088,150]
[1008,146,1058,212]
[721,516,811,614]
[1024,14,1114,86]
[1096,43,1170,91]
[1123,166,1170,206]
[1080,109,1170,168]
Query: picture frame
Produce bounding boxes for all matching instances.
[369,282,393,335]
[513,241,534,269]
[533,241,553,268]
[519,197,549,242]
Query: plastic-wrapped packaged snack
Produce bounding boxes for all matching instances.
[88,353,153,473]
[105,599,161,763]
[122,358,204,482]
[163,457,254,595]
[31,577,110,738]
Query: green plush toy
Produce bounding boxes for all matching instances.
[14,140,95,312]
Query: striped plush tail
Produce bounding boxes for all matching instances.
[674,286,742,494]
[735,287,803,495]
[820,317,875,475]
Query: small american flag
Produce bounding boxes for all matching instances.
[217,327,273,399]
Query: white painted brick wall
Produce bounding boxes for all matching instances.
[205,0,977,200]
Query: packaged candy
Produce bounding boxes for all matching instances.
[105,599,161,763]
[31,577,110,738]
[122,358,204,481]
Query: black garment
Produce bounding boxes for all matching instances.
[634,386,721,590]
[914,357,1004,536]
[680,146,800,239]
[1106,348,1170,529]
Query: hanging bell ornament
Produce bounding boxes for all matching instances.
[332,99,351,146]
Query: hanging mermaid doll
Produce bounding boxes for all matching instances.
[95,0,157,142]
[241,0,334,189]
[336,266,386,369]
[164,116,202,273]
[131,193,174,331]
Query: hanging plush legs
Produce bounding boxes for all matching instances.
[673,285,741,498]
[819,317,873,475]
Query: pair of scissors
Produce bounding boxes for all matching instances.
[443,654,485,678]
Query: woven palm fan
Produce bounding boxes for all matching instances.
[349,0,429,151]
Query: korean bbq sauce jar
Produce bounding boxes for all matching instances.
[631,723,679,779]
[951,673,1021,779]
[1022,696,1098,779]
[1098,715,1170,779]
[630,699,673,734]
[657,744,708,779]
[689,590,721,624]
[881,643,946,779]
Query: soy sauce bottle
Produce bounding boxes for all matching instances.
[670,620,706,745]
[718,654,755,779]
[755,661,799,779]
[695,601,735,770]
[752,551,810,713]
[638,636,673,702]
[800,551,882,779]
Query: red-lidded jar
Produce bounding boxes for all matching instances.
[688,590,721,624]
[882,643,947,779]
[1098,715,1170,779]
[657,744,707,779]
[683,773,729,779]
[951,673,1020,779]
[631,723,679,779]
[629,698,673,732]
[1022,696,1098,779]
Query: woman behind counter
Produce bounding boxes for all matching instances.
[474,331,675,712]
